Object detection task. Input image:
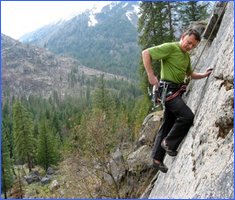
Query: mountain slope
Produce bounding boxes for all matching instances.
[2,34,126,99]
[20,2,140,79]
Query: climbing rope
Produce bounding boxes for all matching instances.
[192,2,228,72]
[184,2,228,85]
[192,2,229,119]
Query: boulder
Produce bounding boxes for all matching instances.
[41,175,52,185]
[47,167,54,175]
[103,148,126,184]
[24,171,41,184]
[127,145,152,173]
[49,180,60,191]
[136,111,163,149]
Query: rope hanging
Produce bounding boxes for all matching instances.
[192,2,228,72]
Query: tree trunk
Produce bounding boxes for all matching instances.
[167,2,174,39]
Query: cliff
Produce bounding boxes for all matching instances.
[147,2,234,198]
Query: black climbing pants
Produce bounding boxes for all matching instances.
[152,95,194,162]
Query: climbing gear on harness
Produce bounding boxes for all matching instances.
[149,84,162,110]
[184,76,191,85]
[160,82,168,107]
[150,80,187,110]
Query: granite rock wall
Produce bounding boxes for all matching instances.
[149,2,234,199]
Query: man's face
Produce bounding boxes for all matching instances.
[180,34,199,52]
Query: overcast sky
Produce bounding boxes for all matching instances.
[1,1,111,40]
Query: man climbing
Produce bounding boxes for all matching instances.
[142,29,213,173]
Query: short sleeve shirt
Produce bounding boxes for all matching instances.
[148,42,192,84]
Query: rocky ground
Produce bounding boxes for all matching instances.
[8,152,100,198]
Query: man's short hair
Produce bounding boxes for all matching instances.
[184,29,201,42]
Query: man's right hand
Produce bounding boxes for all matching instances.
[148,74,159,86]
[142,49,159,86]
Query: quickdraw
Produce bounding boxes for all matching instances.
[150,82,187,110]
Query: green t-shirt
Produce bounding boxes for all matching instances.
[148,42,192,84]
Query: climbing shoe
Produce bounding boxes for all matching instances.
[152,161,168,173]
[161,139,178,157]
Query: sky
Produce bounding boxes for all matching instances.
[1,1,111,40]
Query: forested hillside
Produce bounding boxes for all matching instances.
[20,2,140,79]
[2,73,147,198]
[2,33,145,198]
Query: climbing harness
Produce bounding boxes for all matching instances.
[150,81,187,110]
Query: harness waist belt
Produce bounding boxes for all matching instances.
[159,80,181,88]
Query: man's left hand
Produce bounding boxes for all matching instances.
[205,67,213,77]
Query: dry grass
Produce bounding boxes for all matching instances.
[20,152,101,198]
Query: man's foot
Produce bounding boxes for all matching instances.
[152,160,168,173]
[161,139,178,156]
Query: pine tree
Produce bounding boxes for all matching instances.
[138,2,176,49]
[37,118,60,170]
[92,74,106,112]
[13,101,35,171]
[114,106,132,142]
[2,101,14,158]
[138,1,176,84]
[2,122,14,198]
[51,111,62,141]
[131,96,151,139]
[138,2,176,114]
[177,1,210,31]
[92,75,116,115]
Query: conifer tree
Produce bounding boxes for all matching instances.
[52,111,62,141]
[2,123,14,198]
[32,122,39,139]
[92,75,116,116]
[72,111,89,153]
[136,1,180,135]
[138,2,176,49]
[37,119,60,170]
[2,101,14,158]
[92,74,107,112]
[138,2,176,116]
[114,106,132,142]
[13,101,35,171]
[177,1,210,31]
[138,2,176,89]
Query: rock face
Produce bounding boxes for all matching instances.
[126,111,163,174]
[104,148,126,184]
[148,2,233,199]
